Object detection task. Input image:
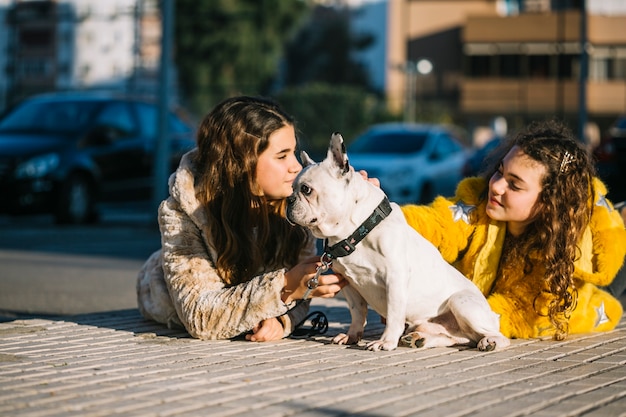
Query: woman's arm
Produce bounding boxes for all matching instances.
[158,197,295,340]
[575,181,626,286]
[401,178,484,264]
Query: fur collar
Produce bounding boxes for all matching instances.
[168,149,209,230]
[165,149,218,262]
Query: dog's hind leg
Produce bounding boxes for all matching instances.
[448,289,510,351]
[400,317,470,349]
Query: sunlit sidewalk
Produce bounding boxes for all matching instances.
[1,297,625,417]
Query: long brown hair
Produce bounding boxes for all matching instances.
[482,120,595,340]
[193,96,310,285]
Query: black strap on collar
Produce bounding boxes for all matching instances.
[324,197,393,259]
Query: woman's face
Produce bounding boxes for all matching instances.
[486,146,546,236]
[255,124,302,200]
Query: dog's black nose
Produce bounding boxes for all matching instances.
[287,195,296,204]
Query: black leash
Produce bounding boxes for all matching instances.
[291,311,329,338]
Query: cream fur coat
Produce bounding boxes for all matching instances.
[136,150,316,340]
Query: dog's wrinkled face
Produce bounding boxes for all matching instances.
[286,133,358,239]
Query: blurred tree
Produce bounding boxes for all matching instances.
[174,0,309,114]
[275,83,396,158]
[282,5,374,88]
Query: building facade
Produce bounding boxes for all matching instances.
[386,0,626,138]
[2,0,161,110]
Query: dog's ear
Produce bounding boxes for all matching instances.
[300,151,316,167]
[328,132,350,175]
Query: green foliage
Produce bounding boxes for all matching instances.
[413,101,457,125]
[173,1,400,151]
[283,6,374,88]
[273,83,397,158]
[174,0,309,114]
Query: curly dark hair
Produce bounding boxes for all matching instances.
[481,119,596,340]
[193,96,310,286]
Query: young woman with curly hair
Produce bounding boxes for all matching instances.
[400,119,626,340]
[137,96,346,341]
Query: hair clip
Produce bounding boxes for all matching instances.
[243,131,262,140]
[559,151,575,174]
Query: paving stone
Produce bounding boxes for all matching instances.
[1,298,626,416]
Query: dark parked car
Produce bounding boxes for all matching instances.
[0,92,196,224]
[594,116,626,202]
[347,123,469,204]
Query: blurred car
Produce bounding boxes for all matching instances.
[347,123,469,204]
[594,115,626,202]
[0,91,196,224]
[462,136,502,178]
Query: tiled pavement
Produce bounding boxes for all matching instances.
[1,297,626,417]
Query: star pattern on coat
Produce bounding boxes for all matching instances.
[449,201,476,224]
[596,194,611,211]
[595,302,609,327]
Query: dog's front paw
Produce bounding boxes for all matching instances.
[366,339,398,351]
[477,335,510,352]
[332,332,361,345]
[400,332,426,349]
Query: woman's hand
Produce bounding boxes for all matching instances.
[359,170,380,188]
[282,256,348,304]
[245,318,284,342]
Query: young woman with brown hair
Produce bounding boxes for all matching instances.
[137,96,346,341]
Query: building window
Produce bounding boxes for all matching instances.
[590,57,609,81]
[529,55,550,78]
[19,29,53,48]
[500,55,521,77]
[557,54,575,79]
[607,56,626,80]
[467,55,491,77]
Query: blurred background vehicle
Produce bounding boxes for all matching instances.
[347,122,469,204]
[461,135,503,178]
[594,115,626,202]
[0,91,196,224]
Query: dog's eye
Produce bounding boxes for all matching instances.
[300,184,312,196]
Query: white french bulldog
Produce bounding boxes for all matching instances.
[286,133,510,352]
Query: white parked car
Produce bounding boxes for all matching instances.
[347,123,469,204]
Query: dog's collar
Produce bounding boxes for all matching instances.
[323,197,393,259]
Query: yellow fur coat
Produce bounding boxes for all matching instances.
[401,177,626,339]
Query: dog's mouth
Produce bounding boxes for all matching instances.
[285,207,318,227]
[285,196,320,227]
